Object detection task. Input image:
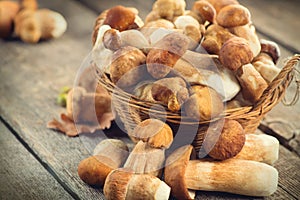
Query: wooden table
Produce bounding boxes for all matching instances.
[0,0,299,199]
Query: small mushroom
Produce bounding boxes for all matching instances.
[103,28,122,51]
[123,141,166,177]
[147,32,190,79]
[129,118,173,148]
[260,39,281,64]
[236,63,268,103]
[206,0,239,13]
[66,87,111,124]
[229,24,261,57]
[110,46,147,88]
[252,52,280,83]
[152,0,186,21]
[184,85,224,121]
[216,4,251,28]
[151,77,189,112]
[203,119,245,160]
[103,5,143,31]
[104,169,171,200]
[192,0,216,23]
[201,24,235,55]
[219,36,254,71]
[78,139,129,187]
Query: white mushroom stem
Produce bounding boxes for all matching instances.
[185,159,278,197]
[104,169,170,200]
[233,134,279,165]
[123,141,165,177]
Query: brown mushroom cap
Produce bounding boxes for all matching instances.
[103,5,136,31]
[110,46,146,88]
[216,4,251,28]
[164,145,196,200]
[219,36,254,71]
[260,39,281,64]
[77,155,118,187]
[192,0,216,23]
[203,119,245,160]
[130,119,173,149]
[206,0,239,13]
[184,85,224,121]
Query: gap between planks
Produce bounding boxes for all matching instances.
[0,116,81,200]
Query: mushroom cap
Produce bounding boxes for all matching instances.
[216,4,251,28]
[130,119,173,149]
[203,119,245,160]
[77,155,118,187]
[110,46,146,88]
[184,85,224,121]
[219,36,253,71]
[164,145,196,200]
[192,0,216,23]
[206,0,239,13]
[260,39,281,64]
[104,169,133,200]
[103,5,136,31]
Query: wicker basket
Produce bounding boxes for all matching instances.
[95,53,300,151]
[92,12,300,151]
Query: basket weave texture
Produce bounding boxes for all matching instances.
[95,54,300,151]
[92,14,300,150]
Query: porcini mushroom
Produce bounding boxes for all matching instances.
[129,118,173,148]
[78,139,129,187]
[203,119,246,160]
[184,85,224,121]
[151,77,189,112]
[216,4,251,28]
[234,134,279,165]
[104,169,171,200]
[124,119,174,177]
[146,32,190,79]
[164,145,196,200]
[123,141,166,177]
[252,52,280,83]
[260,39,281,64]
[109,46,147,88]
[165,145,278,198]
[236,63,268,103]
[219,37,254,71]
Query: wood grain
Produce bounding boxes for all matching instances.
[0,0,299,199]
[0,121,73,200]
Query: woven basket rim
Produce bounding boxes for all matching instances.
[94,54,300,126]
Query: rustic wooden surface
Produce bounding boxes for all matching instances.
[0,0,299,199]
[0,121,73,200]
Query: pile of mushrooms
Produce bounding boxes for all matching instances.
[76,0,283,199]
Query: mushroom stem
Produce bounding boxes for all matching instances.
[233,134,279,165]
[104,169,170,200]
[185,159,278,197]
[123,141,165,177]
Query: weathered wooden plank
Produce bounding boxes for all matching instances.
[240,0,300,53]
[0,121,73,200]
[0,0,105,199]
[0,0,299,199]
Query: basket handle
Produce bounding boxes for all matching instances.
[252,54,300,113]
